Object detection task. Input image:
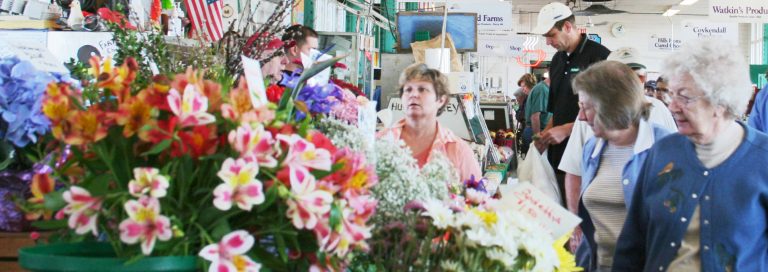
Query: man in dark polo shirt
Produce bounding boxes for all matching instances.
[531,2,610,204]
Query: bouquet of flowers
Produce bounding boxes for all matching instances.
[0,56,78,231]
[352,176,581,272]
[22,49,377,270]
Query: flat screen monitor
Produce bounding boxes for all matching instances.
[396,12,477,52]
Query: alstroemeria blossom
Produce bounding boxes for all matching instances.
[167,85,215,127]
[228,124,278,168]
[286,168,333,230]
[278,134,332,173]
[118,196,172,255]
[128,167,170,198]
[62,186,102,236]
[199,230,261,272]
[316,206,372,257]
[213,158,265,211]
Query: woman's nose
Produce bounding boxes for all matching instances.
[577,109,587,121]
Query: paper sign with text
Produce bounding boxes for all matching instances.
[0,40,68,74]
[241,55,268,108]
[498,182,581,239]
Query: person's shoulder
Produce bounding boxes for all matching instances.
[584,39,610,57]
[650,132,686,150]
[744,124,768,153]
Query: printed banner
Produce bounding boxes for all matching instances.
[709,0,768,23]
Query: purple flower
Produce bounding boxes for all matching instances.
[464,175,487,193]
[0,57,57,147]
[279,69,302,89]
[294,82,343,121]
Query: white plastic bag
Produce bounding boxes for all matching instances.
[517,143,561,204]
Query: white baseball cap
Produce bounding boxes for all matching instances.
[532,2,574,35]
[607,47,646,69]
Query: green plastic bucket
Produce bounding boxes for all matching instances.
[19,242,198,272]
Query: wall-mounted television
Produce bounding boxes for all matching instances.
[396,12,477,52]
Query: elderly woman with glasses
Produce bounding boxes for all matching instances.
[613,39,768,271]
[570,61,672,271]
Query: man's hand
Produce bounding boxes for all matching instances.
[539,122,574,146]
[533,137,548,153]
[569,226,583,253]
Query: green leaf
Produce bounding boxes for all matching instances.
[256,185,279,212]
[31,219,67,230]
[141,139,172,156]
[311,162,344,180]
[275,233,288,263]
[210,220,232,240]
[0,157,12,172]
[43,190,66,211]
[250,243,288,271]
[329,202,342,230]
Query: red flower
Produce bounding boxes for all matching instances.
[306,131,337,155]
[333,62,347,69]
[175,125,218,158]
[266,84,286,103]
[97,8,137,30]
[331,78,364,97]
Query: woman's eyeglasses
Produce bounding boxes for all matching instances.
[669,91,705,105]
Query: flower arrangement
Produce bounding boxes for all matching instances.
[22,49,378,270]
[352,176,581,272]
[0,56,78,232]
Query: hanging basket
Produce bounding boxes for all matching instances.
[19,242,198,272]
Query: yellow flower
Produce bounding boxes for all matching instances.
[554,231,583,272]
[471,209,498,226]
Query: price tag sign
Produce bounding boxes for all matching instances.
[498,182,582,239]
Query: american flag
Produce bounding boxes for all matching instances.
[184,0,223,41]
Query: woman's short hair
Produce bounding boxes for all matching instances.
[662,39,752,118]
[572,60,651,130]
[398,63,451,115]
[517,73,537,89]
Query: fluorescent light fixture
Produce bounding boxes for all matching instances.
[679,0,698,5]
[663,7,680,16]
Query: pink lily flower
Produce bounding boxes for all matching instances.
[128,167,170,198]
[62,186,102,236]
[213,158,265,211]
[118,196,172,255]
[227,124,279,168]
[167,85,216,127]
[286,168,333,230]
[278,134,332,172]
[315,206,372,257]
[199,230,261,272]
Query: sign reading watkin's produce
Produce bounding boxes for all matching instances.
[710,0,768,23]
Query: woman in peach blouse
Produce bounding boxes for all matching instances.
[378,63,481,182]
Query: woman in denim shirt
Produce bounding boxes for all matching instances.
[613,39,768,271]
[571,61,671,271]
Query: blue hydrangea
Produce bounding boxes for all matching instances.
[0,57,68,147]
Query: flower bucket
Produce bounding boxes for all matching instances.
[19,242,197,272]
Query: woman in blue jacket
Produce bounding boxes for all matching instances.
[613,39,768,271]
[571,60,671,271]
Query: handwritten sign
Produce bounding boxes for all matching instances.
[498,182,581,239]
[0,40,68,74]
[241,55,268,108]
[47,32,116,65]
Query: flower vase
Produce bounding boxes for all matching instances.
[19,242,197,272]
[0,171,31,232]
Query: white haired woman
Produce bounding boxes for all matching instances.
[570,61,672,271]
[613,39,768,271]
